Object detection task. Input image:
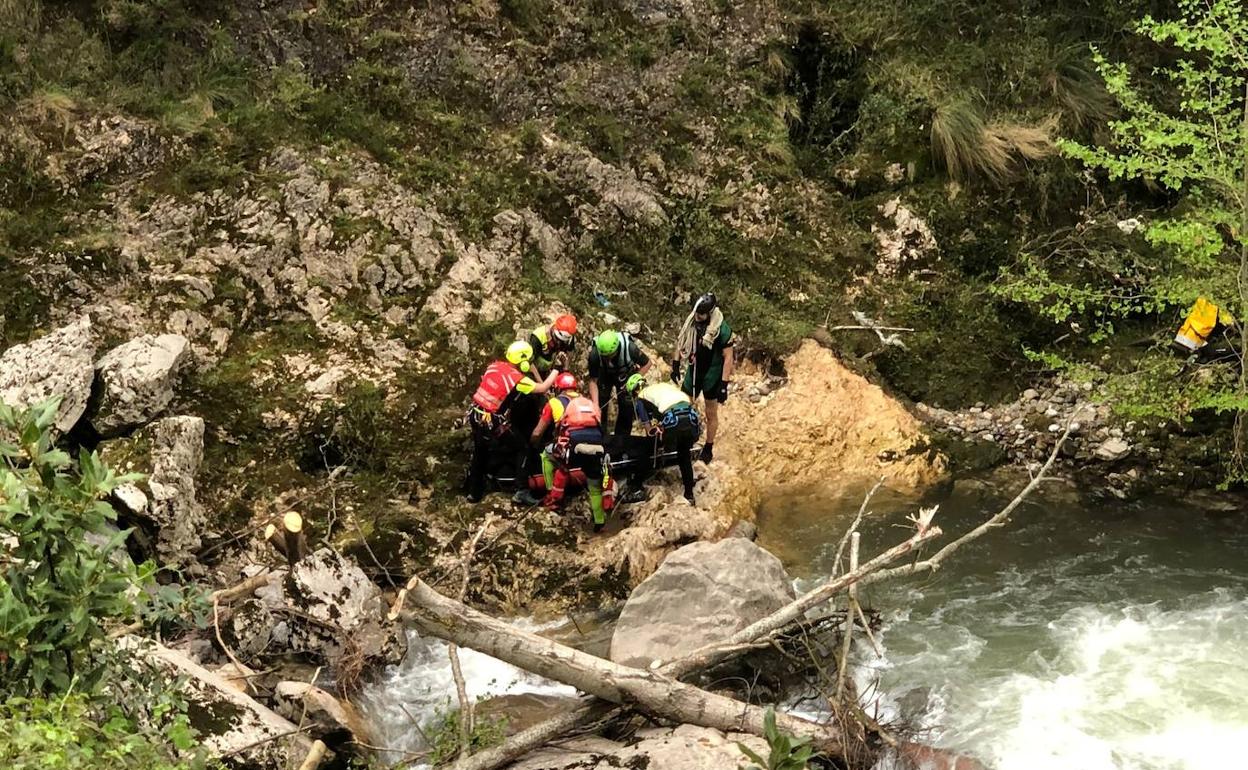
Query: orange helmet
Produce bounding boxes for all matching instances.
[551,314,578,345]
[554,372,579,392]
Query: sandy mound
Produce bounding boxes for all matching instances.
[722,340,945,493]
[587,340,944,585]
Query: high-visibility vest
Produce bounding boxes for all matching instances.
[558,395,602,431]
[638,382,691,415]
[532,325,552,355]
[472,361,523,413]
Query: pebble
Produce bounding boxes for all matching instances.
[1021,388,1040,401]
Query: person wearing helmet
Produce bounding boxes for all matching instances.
[626,374,700,504]
[672,292,733,463]
[587,329,651,441]
[529,372,610,531]
[465,340,561,504]
[527,314,579,377]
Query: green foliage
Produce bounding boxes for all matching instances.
[0,398,159,695]
[423,707,507,765]
[0,693,204,770]
[998,0,1248,466]
[737,707,818,770]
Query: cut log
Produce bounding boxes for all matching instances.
[400,580,845,754]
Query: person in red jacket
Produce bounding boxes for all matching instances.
[530,373,609,531]
[465,341,559,503]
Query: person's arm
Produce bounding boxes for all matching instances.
[521,369,560,396]
[634,397,652,427]
[722,345,735,383]
[632,342,652,376]
[531,408,552,446]
[589,379,600,406]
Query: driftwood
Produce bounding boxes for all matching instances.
[399,579,845,753]
[297,740,328,770]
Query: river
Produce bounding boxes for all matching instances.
[759,475,1248,770]
[359,473,1248,769]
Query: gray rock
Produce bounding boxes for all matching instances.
[1021,388,1040,401]
[1095,437,1131,462]
[508,725,768,770]
[145,416,207,565]
[92,334,190,436]
[0,317,95,431]
[120,638,317,769]
[609,538,794,668]
[286,548,406,663]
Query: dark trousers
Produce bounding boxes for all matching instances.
[466,415,530,499]
[631,413,697,498]
[598,381,634,440]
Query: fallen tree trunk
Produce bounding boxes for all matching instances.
[432,519,942,770]
[399,580,845,754]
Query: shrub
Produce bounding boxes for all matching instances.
[737,707,818,770]
[424,707,507,765]
[0,693,204,770]
[0,398,151,695]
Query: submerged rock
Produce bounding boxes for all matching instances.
[0,316,95,431]
[609,538,794,668]
[507,724,767,770]
[91,333,191,436]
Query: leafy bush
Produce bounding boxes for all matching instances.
[737,707,818,770]
[0,398,151,695]
[424,707,507,765]
[0,693,204,770]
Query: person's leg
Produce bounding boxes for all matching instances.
[541,451,557,492]
[466,429,491,501]
[676,427,695,502]
[587,479,606,530]
[614,389,634,440]
[545,465,570,509]
[700,399,718,463]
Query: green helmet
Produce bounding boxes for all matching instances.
[594,331,622,357]
[625,373,646,395]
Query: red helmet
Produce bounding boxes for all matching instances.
[551,314,578,345]
[554,372,579,392]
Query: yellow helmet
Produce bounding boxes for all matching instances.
[506,340,534,370]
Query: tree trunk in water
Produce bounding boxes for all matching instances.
[400,579,845,755]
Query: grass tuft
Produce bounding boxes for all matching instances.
[931,98,1055,185]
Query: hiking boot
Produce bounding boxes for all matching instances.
[683,490,695,505]
[592,520,606,533]
[465,491,484,503]
[513,489,542,506]
[698,443,714,464]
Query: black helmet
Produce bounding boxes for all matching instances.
[693,292,717,315]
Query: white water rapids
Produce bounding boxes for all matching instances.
[359,478,1248,769]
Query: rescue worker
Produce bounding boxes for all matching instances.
[466,341,560,504]
[587,330,651,442]
[672,293,733,463]
[530,372,610,531]
[528,314,579,377]
[626,374,700,504]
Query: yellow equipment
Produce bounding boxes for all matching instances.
[1175,297,1234,352]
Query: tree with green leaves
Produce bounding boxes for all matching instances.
[0,397,154,695]
[995,0,1248,476]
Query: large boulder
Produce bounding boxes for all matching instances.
[226,550,405,672]
[91,333,191,436]
[105,415,207,566]
[609,538,795,668]
[507,725,766,770]
[0,316,95,431]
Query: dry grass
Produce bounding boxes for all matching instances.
[931,98,1056,185]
